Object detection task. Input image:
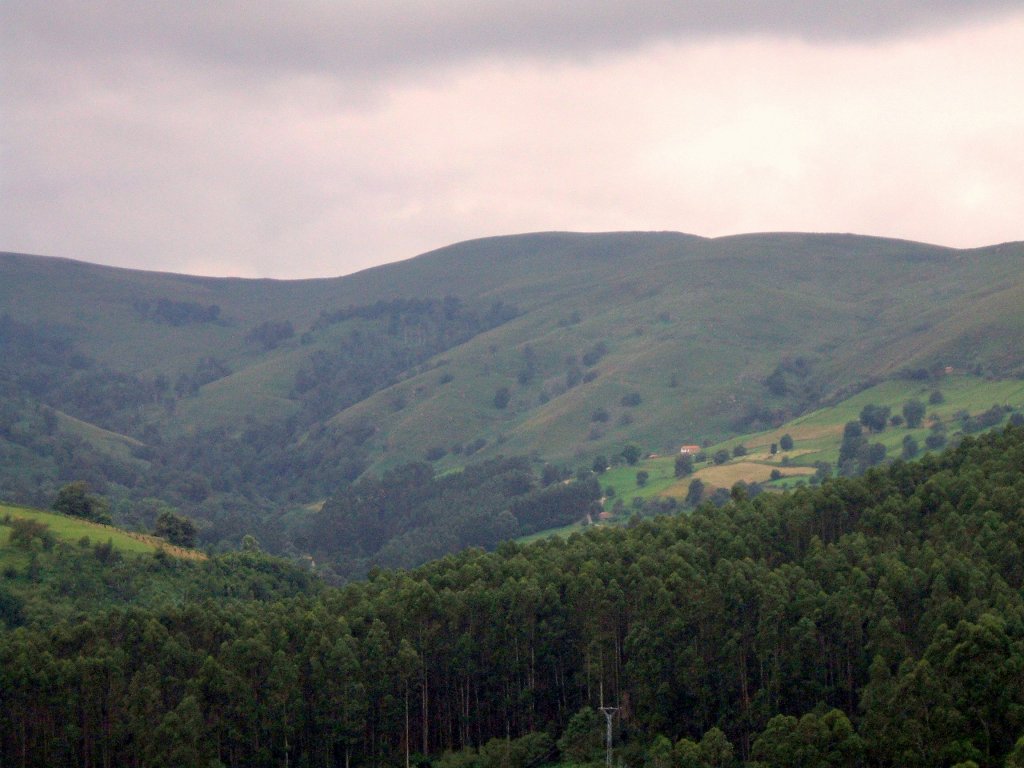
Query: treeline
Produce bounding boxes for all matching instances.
[133,298,221,326]
[3,427,1024,767]
[304,456,600,578]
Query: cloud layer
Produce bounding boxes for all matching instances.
[3,2,1023,277]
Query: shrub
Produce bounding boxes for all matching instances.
[493,387,511,409]
[9,518,55,550]
[425,446,447,462]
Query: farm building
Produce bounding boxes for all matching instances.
[679,445,701,454]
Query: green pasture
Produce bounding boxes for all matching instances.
[594,374,1024,505]
[1,505,156,552]
[0,503,187,561]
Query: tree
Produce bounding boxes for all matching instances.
[731,444,747,458]
[1007,736,1024,768]
[712,449,729,465]
[675,454,694,478]
[8,518,54,550]
[674,739,702,768]
[903,399,926,428]
[621,445,642,465]
[699,727,733,768]
[866,442,887,466]
[620,392,642,407]
[859,404,891,433]
[686,478,704,506]
[779,434,794,451]
[557,707,602,763]
[901,435,919,460]
[154,510,197,548]
[636,471,649,487]
[52,481,111,524]
[493,387,511,409]
[593,456,609,474]
[929,389,945,404]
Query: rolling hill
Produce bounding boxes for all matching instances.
[2,231,1024,552]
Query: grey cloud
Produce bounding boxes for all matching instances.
[5,1,1022,81]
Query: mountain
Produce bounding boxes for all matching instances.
[2,232,1024,551]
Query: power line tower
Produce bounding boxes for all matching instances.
[599,706,619,768]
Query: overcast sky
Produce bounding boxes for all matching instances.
[3,2,1023,278]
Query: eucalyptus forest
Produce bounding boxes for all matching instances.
[4,426,1024,767]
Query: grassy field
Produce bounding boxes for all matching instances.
[593,374,1024,515]
[0,503,205,563]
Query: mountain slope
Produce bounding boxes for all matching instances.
[2,232,1023,548]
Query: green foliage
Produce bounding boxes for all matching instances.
[674,453,693,478]
[3,427,1024,766]
[51,482,112,524]
[480,732,555,768]
[134,298,221,326]
[246,319,295,350]
[698,728,734,768]
[779,434,794,451]
[902,434,919,459]
[493,387,512,409]
[859,403,891,432]
[621,444,642,465]
[153,509,197,548]
[1007,736,1024,768]
[558,707,602,764]
[7,518,55,550]
[685,477,704,505]
[304,457,600,578]
[903,398,926,428]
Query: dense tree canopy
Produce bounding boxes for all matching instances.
[3,426,1024,767]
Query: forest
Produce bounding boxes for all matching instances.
[3,425,1024,767]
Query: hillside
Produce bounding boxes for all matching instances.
[592,373,1024,516]
[2,232,1024,552]
[0,501,316,626]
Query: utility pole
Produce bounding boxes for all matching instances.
[599,706,618,768]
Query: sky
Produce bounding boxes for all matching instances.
[2,2,1024,279]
